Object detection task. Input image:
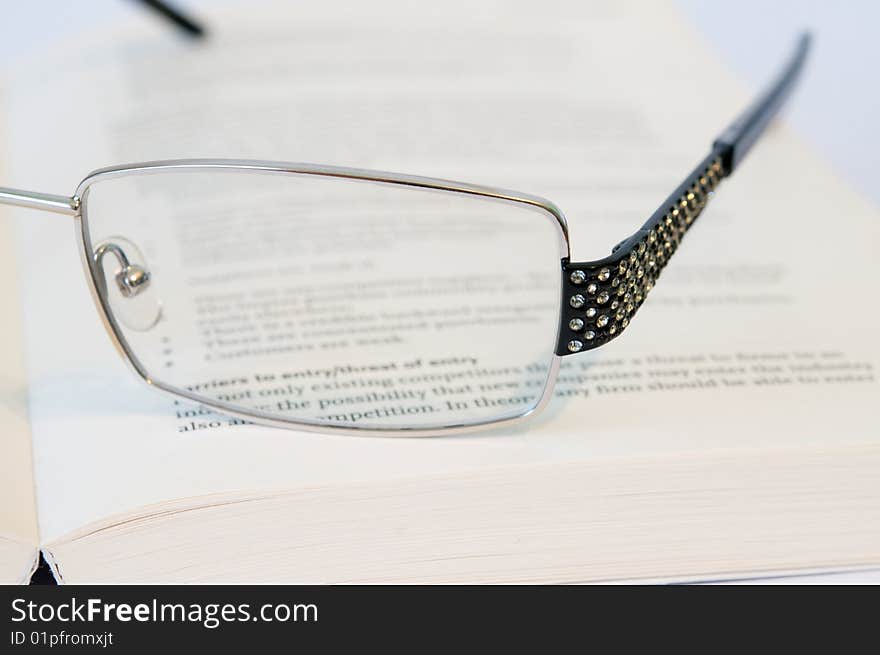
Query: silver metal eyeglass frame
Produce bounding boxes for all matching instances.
[0,33,810,437]
[4,160,570,438]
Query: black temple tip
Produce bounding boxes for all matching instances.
[798,31,813,52]
[137,0,206,38]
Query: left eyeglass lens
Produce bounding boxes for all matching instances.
[81,169,564,431]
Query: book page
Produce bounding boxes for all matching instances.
[0,106,40,580]
[4,0,878,543]
[0,217,39,579]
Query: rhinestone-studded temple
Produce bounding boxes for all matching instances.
[558,156,725,355]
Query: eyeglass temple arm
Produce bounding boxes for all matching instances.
[558,33,812,355]
[0,188,78,215]
[136,0,205,37]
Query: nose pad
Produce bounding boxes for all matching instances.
[92,236,163,331]
[115,261,151,298]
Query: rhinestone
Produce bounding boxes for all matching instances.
[568,318,584,331]
[567,340,583,353]
[584,330,596,340]
[624,292,633,303]
[638,241,647,255]
[569,294,585,309]
[585,307,597,318]
[597,267,611,282]
[616,286,625,296]
[648,230,657,243]
[615,309,625,321]
[626,302,634,312]
[596,314,609,328]
[611,300,620,310]
[618,261,628,275]
[629,253,637,264]
[608,324,618,335]
[611,277,620,287]
[636,267,645,279]
[622,317,629,328]
[596,291,610,304]
[586,283,598,295]
[569,269,586,285]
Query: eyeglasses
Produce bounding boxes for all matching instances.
[0,31,810,436]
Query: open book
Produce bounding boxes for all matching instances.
[1,0,878,584]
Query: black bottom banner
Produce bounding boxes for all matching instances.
[1,584,875,651]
